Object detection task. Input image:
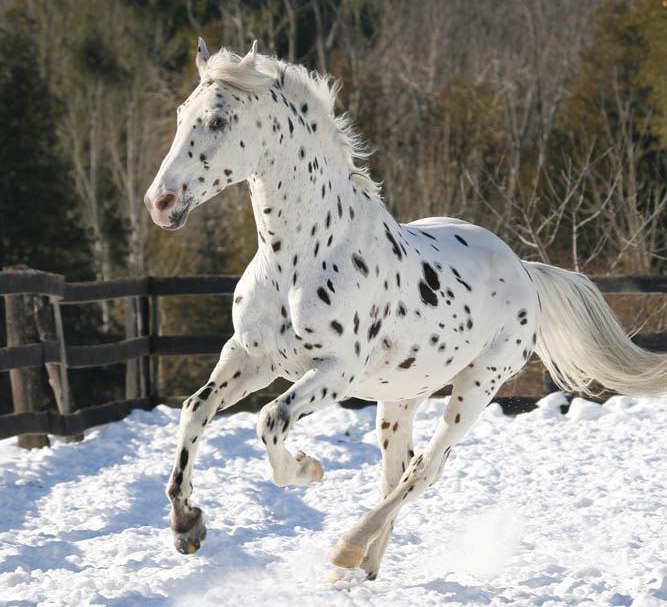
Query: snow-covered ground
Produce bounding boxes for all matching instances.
[0,393,665,607]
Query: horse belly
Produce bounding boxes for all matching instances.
[351,320,491,401]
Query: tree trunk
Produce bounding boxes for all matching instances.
[284,0,297,64]
[312,0,327,74]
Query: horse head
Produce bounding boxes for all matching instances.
[144,39,271,229]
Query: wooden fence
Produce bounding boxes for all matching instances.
[1,268,666,446]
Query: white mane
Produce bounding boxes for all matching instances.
[205,49,381,199]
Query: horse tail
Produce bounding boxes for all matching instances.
[522,261,667,397]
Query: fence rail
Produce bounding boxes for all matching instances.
[3,272,665,300]
[1,269,665,444]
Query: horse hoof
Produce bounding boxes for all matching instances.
[295,452,324,483]
[307,458,324,482]
[329,541,365,569]
[271,453,325,487]
[173,508,207,555]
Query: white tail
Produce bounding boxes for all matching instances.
[523,261,667,397]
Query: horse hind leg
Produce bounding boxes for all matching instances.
[335,398,420,580]
[360,439,452,579]
[331,340,531,572]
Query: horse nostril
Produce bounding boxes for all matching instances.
[155,193,177,213]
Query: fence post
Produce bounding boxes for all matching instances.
[138,295,150,398]
[150,292,160,400]
[3,268,50,449]
[124,296,139,399]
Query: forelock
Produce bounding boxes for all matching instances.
[205,49,275,93]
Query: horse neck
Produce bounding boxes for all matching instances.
[247,114,377,264]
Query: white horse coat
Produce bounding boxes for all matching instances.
[144,40,667,580]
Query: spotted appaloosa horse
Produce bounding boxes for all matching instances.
[144,40,667,580]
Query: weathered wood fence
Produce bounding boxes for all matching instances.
[1,268,666,447]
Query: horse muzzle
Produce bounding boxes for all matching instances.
[144,191,190,230]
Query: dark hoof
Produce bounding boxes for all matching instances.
[172,508,207,555]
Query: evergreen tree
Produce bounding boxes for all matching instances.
[0,13,125,414]
[0,14,93,279]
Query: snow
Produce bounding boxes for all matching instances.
[0,393,665,607]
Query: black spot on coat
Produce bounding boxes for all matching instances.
[422,262,440,290]
[418,281,438,306]
[179,448,189,470]
[368,320,382,340]
[351,254,369,276]
[384,223,403,260]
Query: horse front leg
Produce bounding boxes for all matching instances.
[167,336,274,555]
[256,359,356,487]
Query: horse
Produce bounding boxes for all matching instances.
[144,39,667,581]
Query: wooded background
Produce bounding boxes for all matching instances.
[0,0,665,413]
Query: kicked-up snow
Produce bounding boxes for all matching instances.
[0,393,665,607]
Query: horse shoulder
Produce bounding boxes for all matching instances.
[232,257,282,350]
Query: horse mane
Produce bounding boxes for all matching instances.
[205,48,381,200]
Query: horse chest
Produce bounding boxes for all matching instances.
[231,266,342,378]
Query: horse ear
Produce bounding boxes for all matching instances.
[240,40,258,68]
[196,37,210,79]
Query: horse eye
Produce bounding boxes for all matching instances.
[209,117,227,131]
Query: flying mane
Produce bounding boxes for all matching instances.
[205,48,381,199]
